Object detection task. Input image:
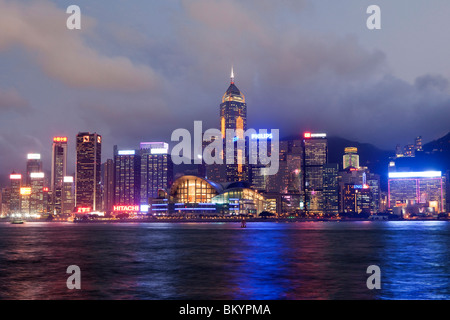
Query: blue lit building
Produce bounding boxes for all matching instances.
[149,175,265,216]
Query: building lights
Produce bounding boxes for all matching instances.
[118,150,136,156]
[113,205,140,212]
[304,132,326,139]
[64,176,74,183]
[30,172,45,178]
[388,171,442,179]
[27,153,41,160]
[53,137,68,143]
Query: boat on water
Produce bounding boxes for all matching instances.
[11,219,24,224]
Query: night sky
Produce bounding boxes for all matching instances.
[1,0,450,184]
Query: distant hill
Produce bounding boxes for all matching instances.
[327,136,393,172]
[282,134,393,176]
[420,132,450,172]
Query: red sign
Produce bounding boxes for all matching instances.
[77,207,91,213]
[53,137,68,143]
[43,187,49,192]
[113,205,139,212]
[304,132,311,138]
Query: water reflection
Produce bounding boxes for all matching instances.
[0,221,449,299]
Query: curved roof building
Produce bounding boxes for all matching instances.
[161,175,265,216]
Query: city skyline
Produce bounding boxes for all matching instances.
[2,1,450,187]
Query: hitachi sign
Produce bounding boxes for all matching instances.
[113,205,139,212]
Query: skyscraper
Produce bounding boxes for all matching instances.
[61,176,75,216]
[115,150,141,207]
[322,163,339,215]
[9,173,21,214]
[203,133,226,182]
[1,187,10,217]
[51,137,68,215]
[220,68,248,182]
[26,154,42,186]
[30,172,45,214]
[140,142,173,206]
[343,147,359,170]
[101,159,115,215]
[302,133,328,214]
[76,132,102,211]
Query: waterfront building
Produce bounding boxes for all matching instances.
[302,133,328,214]
[75,132,102,211]
[115,150,141,207]
[322,163,340,215]
[101,159,115,215]
[26,153,42,186]
[9,172,22,215]
[61,176,75,216]
[166,175,265,216]
[51,137,68,215]
[140,142,173,206]
[220,68,248,182]
[388,171,446,216]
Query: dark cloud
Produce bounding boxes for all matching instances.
[415,74,449,92]
[0,0,160,92]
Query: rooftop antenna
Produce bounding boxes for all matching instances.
[230,65,234,84]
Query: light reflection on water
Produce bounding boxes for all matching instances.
[0,221,448,300]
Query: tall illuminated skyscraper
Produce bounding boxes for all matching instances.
[322,163,339,215]
[220,68,248,182]
[115,150,141,207]
[61,176,75,216]
[140,142,173,205]
[9,172,22,214]
[76,132,102,211]
[101,159,115,215]
[26,154,42,186]
[302,133,328,214]
[51,137,68,215]
[30,172,45,214]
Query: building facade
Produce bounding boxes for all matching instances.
[75,132,102,211]
[302,133,328,214]
[388,171,446,215]
[51,137,68,215]
[114,150,141,207]
[220,68,248,182]
[140,142,173,205]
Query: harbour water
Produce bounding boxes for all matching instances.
[0,221,449,300]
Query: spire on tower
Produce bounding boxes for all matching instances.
[230,66,234,84]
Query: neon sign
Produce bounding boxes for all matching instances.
[77,207,91,213]
[113,205,140,212]
[251,133,272,140]
[304,132,326,138]
[53,137,68,143]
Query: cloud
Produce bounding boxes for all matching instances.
[0,0,159,92]
[0,88,29,113]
